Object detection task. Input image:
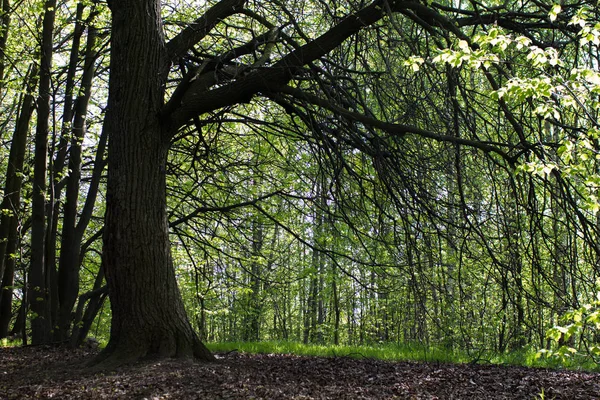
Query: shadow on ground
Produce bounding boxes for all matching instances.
[1,345,599,399]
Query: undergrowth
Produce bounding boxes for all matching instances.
[0,337,22,347]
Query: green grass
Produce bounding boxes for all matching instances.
[489,347,600,371]
[3,334,597,371]
[205,340,600,372]
[0,337,22,347]
[208,340,471,364]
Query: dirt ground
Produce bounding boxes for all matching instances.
[1,345,599,399]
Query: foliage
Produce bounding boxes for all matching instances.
[538,285,600,366]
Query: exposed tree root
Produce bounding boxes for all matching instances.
[86,329,215,371]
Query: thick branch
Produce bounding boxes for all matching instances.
[167,0,406,130]
[162,29,278,119]
[166,0,246,61]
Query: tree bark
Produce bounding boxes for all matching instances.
[92,0,213,368]
[29,0,56,345]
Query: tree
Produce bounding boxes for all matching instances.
[93,0,220,366]
[0,65,37,339]
[93,0,600,365]
[96,0,452,366]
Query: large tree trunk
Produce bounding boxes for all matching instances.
[92,0,213,368]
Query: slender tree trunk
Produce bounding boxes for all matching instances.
[245,218,263,341]
[0,65,36,287]
[52,2,85,179]
[56,22,99,341]
[0,0,10,91]
[331,262,340,345]
[69,268,107,347]
[44,2,85,342]
[305,180,324,343]
[304,275,317,343]
[0,243,16,337]
[29,0,56,344]
[6,296,25,339]
[93,0,213,367]
[0,66,37,337]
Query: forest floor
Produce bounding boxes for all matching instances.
[1,345,600,399]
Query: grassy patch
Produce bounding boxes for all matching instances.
[206,341,600,371]
[494,347,600,371]
[208,341,469,364]
[0,337,22,347]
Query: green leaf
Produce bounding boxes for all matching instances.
[549,4,562,22]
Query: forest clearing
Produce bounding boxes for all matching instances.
[2,345,600,399]
[2,0,600,394]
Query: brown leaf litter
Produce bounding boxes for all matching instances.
[1,345,599,399]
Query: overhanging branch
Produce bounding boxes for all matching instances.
[166,0,246,61]
[169,190,283,228]
[276,85,514,161]
[166,0,413,130]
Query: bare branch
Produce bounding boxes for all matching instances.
[166,0,402,130]
[169,190,283,228]
[276,85,514,161]
[166,0,246,61]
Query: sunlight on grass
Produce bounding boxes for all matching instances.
[207,341,469,364]
[0,337,22,347]
[205,341,600,371]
